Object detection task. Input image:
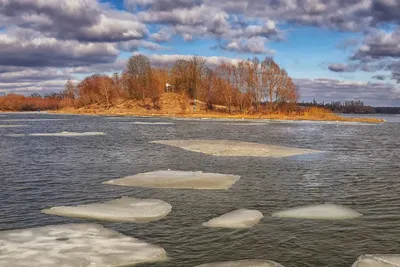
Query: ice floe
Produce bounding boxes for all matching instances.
[151,140,321,157]
[352,255,400,267]
[103,170,240,190]
[42,197,171,223]
[6,134,26,137]
[203,209,263,229]
[29,131,105,137]
[195,260,285,267]
[272,203,362,220]
[132,122,174,125]
[0,125,26,128]
[0,223,167,267]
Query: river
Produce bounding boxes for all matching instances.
[0,113,399,267]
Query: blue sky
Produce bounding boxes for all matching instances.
[0,0,399,106]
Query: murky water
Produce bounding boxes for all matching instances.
[1,113,399,267]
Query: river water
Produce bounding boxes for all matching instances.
[0,113,399,267]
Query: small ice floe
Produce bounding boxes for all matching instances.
[0,223,167,267]
[29,131,105,137]
[151,140,321,158]
[203,209,264,229]
[133,122,174,125]
[103,170,240,190]
[42,197,172,223]
[352,255,400,267]
[6,134,26,137]
[0,125,26,128]
[195,259,285,267]
[272,203,362,220]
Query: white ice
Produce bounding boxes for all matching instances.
[352,255,400,267]
[133,122,174,125]
[195,260,285,267]
[103,170,240,190]
[272,203,362,220]
[42,197,172,223]
[29,131,105,137]
[203,209,264,229]
[0,125,26,128]
[0,223,167,267]
[151,140,321,157]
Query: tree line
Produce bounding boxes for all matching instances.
[301,100,400,114]
[1,54,299,113]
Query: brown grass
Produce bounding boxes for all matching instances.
[47,93,384,124]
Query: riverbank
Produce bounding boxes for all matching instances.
[1,93,385,123]
[48,107,385,124]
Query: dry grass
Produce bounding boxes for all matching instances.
[49,93,384,124]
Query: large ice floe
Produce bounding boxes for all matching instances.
[42,197,172,223]
[0,223,167,267]
[272,203,362,220]
[0,125,26,128]
[29,131,105,137]
[151,139,321,157]
[352,255,400,267]
[103,170,240,190]
[203,209,264,229]
[195,260,285,267]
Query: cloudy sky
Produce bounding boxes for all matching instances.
[0,0,399,106]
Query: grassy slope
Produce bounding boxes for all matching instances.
[52,93,385,123]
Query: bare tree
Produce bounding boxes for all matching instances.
[126,54,152,99]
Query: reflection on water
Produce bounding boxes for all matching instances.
[1,113,400,267]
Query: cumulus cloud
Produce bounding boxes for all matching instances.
[219,37,275,54]
[125,0,202,11]
[372,74,387,80]
[0,0,148,42]
[0,80,70,94]
[328,64,356,72]
[351,28,400,60]
[118,40,169,52]
[0,28,119,67]
[151,27,175,42]
[0,68,71,83]
[143,53,242,68]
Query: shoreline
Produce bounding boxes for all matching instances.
[39,108,386,124]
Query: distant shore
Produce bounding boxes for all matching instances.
[46,108,385,124]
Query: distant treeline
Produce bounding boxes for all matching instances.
[301,100,400,114]
[0,93,62,111]
[1,54,300,113]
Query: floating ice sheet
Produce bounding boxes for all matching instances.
[203,209,264,229]
[133,122,174,125]
[195,260,285,267]
[151,140,321,157]
[352,255,400,267]
[0,223,167,267]
[103,170,240,190]
[272,203,362,220]
[42,197,171,223]
[6,134,26,137]
[29,131,105,137]
[0,124,26,128]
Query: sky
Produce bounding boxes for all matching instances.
[0,0,400,106]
